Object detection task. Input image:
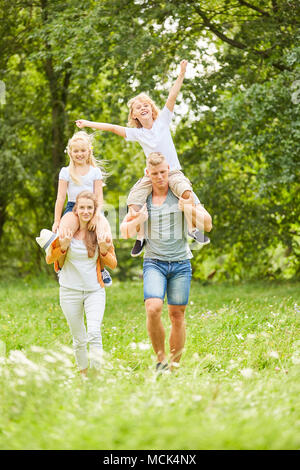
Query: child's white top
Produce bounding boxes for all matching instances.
[58,239,101,291]
[125,106,181,171]
[59,165,102,203]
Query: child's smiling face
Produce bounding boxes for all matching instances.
[70,140,90,165]
[132,100,153,122]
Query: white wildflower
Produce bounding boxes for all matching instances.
[291,355,300,365]
[192,395,202,402]
[30,345,46,353]
[247,333,256,340]
[240,368,253,378]
[236,334,244,340]
[9,350,39,371]
[60,345,73,355]
[129,342,137,350]
[43,354,57,363]
[138,342,151,351]
[268,351,279,359]
[266,322,274,328]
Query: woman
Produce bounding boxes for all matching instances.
[46,190,117,376]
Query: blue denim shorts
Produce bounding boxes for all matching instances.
[143,258,192,305]
[63,201,75,216]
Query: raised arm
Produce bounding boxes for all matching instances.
[75,120,126,138]
[165,60,188,113]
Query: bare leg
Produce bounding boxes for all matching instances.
[168,305,186,366]
[128,204,145,240]
[58,212,79,238]
[145,298,166,363]
[181,190,195,231]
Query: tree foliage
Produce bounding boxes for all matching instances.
[0,0,299,280]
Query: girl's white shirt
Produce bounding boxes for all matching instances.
[59,166,102,203]
[124,106,181,171]
[58,238,101,291]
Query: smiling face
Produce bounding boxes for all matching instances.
[70,139,90,166]
[75,196,95,224]
[132,99,153,120]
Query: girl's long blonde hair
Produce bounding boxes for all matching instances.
[127,93,160,128]
[66,131,107,185]
[73,191,98,258]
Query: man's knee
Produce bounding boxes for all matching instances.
[169,307,185,326]
[146,299,163,321]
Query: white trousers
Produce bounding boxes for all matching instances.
[59,286,106,371]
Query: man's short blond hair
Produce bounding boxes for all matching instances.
[146,152,166,167]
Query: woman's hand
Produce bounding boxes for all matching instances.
[59,229,73,252]
[88,215,97,231]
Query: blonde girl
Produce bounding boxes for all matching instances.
[53,130,112,285]
[75,60,210,256]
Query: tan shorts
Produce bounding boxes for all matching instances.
[126,169,193,206]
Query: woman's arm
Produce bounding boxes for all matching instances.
[75,120,126,138]
[52,180,68,232]
[165,60,188,113]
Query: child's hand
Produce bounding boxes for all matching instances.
[88,215,97,231]
[180,60,188,75]
[52,221,59,233]
[75,119,87,128]
[59,228,73,251]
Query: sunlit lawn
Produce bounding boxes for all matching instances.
[0,276,300,450]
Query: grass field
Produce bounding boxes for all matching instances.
[0,276,300,450]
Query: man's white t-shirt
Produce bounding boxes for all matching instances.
[59,166,102,203]
[124,106,181,171]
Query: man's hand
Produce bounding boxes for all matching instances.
[137,204,149,223]
[59,228,73,252]
[178,194,194,212]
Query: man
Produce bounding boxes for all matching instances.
[120,152,212,372]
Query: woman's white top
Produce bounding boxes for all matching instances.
[58,239,100,291]
[59,166,102,203]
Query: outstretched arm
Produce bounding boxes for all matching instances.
[165,60,188,113]
[75,119,126,138]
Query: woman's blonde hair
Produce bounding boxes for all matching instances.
[127,93,160,128]
[73,190,98,258]
[66,131,107,185]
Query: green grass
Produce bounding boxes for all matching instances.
[0,276,300,450]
